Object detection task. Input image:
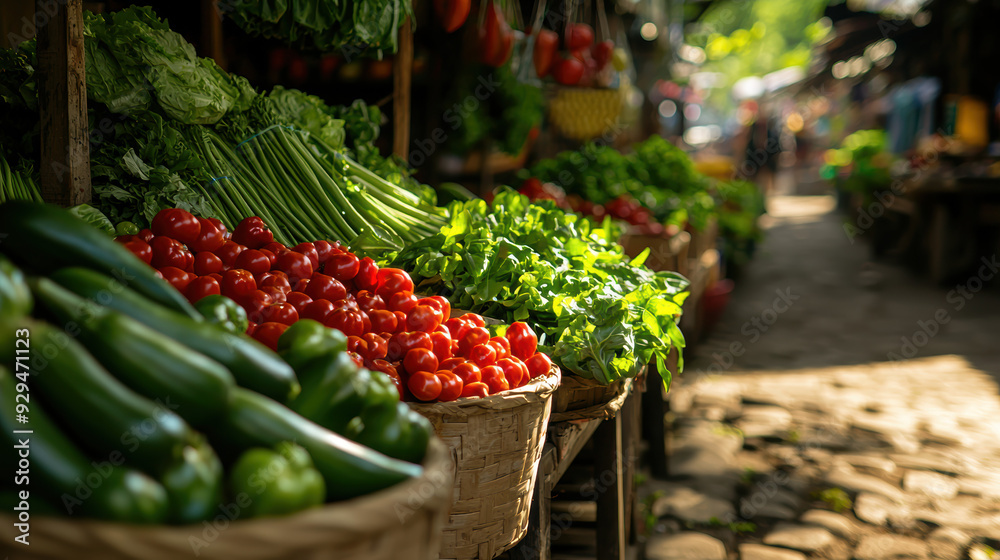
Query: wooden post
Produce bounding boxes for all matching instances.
[201,0,226,70]
[393,17,413,159]
[36,0,91,206]
[595,415,625,560]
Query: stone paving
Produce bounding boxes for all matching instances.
[641,195,1000,560]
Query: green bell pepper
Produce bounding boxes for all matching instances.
[229,442,325,518]
[194,294,249,334]
[0,255,31,321]
[277,319,347,371]
[160,435,225,524]
[289,351,397,433]
[345,402,432,465]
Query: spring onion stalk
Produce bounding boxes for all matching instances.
[0,154,42,204]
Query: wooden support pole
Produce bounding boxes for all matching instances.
[595,415,625,560]
[201,0,226,70]
[36,0,90,206]
[392,17,413,159]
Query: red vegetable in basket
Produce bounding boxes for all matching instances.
[592,40,614,70]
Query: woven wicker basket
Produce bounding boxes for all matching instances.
[619,231,692,275]
[0,439,453,560]
[549,374,637,422]
[409,367,561,560]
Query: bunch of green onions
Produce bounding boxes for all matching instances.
[0,154,42,204]
[188,126,446,251]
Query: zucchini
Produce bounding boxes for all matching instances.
[49,267,300,403]
[0,364,169,523]
[0,319,194,475]
[30,278,235,427]
[215,388,422,501]
[0,200,199,319]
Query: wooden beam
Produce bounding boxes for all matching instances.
[595,415,625,560]
[36,0,90,206]
[201,0,226,70]
[392,17,413,159]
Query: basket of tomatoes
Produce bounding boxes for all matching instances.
[404,313,560,560]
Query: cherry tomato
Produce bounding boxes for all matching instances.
[461,382,490,399]
[241,290,273,325]
[285,291,313,311]
[439,357,466,371]
[387,291,418,314]
[452,362,482,385]
[232,217,274,249]
[443,317,472,340]
[123,239,153,265]
[215,240,246,268]
[150,236,187,269]
[368,309,398,333]
[482,365,510,394]
[469,344,497,367]
[362,333,388,361]
[369,359,403,399]
[355,257,379,292]
[375,268,414,299]
[260,286,287,304]
[330,298,360,313]
[304,273,347,302]
[181,250,195,273]
[457,327,491,356]
[252,322,289,351]
[497,358,525,388]
[388,332,433,361]
[222,269,256,300]
[275,251,314,284]
[408,371,442,402]
[207,272,224,284]
[392,311,408,333]
[404,348,439,375]
[301,299,335,323]
[207,218,228,240]
[326,310,364,337]
[507,322,538,360]
[245,321,257,336]
[261,302,297,325]
[407,304,443,332]
[258,272,292,294]
[259,249,277,268]
[293,278,310,293]
[418,296,452,321]
[355,291,386,313]
[463,314,486,328]
[346,335,367,355]
[525,353,553,379]
[151,208,200,245]
[261,241,288,256]
[430,331,453,361]
[185,276,221,302]
[325,253,360,283]
[158,266,191,292]
[235,249,270,277]
[313,240,335,265]
[359,310,372,334]
[489,336,511,359]
[188,218,225,253]
[193,251,223,276]
[288,243,317,270]
[137,228,155,243]
[436,371,463,402]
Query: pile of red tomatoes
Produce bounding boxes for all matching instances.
[117,208,555,403]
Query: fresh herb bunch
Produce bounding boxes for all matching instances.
[393,190,689,386]
[220,0,414,56]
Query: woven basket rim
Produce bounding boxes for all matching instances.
[549,377,634,423]
[409,363,561,416]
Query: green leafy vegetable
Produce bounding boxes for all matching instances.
[394,190,688,386]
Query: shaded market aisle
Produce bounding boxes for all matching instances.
[642,194,1000,560]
